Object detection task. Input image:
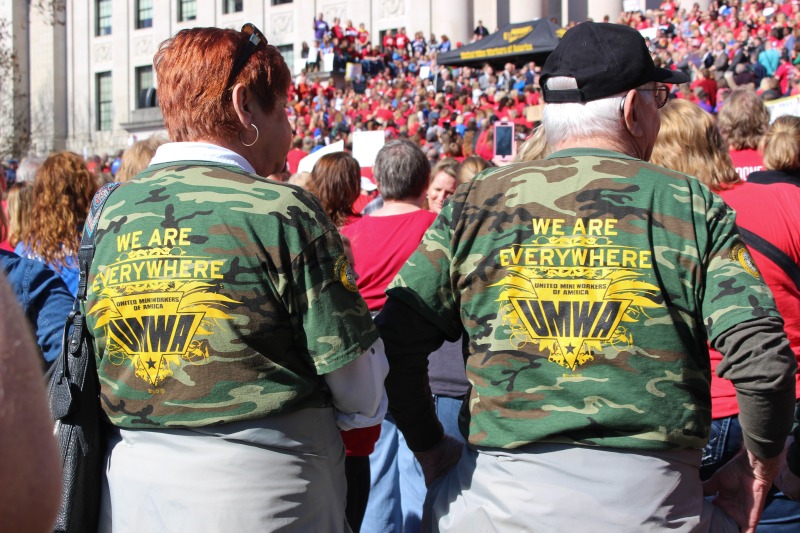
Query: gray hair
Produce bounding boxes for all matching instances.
[373,139,430,201]
[542,77,654,147]
[16,156,45,183]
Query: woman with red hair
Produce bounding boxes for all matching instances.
[15,151,96,296]
[85,25,387,532]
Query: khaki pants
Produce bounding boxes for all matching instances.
[424,443,739,533]
[99,408,350,533]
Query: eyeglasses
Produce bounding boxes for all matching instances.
[638,84,670,109]
[225,23,268,91]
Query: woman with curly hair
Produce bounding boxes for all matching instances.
[15,151,97,295]
[306,152,362,227]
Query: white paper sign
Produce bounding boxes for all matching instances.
[623,0,641,12]
[766,94,800,123]
[323,52,335,72]
[352,131,386,168]
[419,65,431,79]
[297,140,344,174]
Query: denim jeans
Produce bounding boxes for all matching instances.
[700,415,743,481]
[433,395,466,444]
[361,413,426,533]
[702,415,800,531]
[361,396,467,533]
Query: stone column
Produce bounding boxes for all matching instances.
[431,0,471,46]
[509,0,543,22]
[680,0,710,11]
[587,0,623,22]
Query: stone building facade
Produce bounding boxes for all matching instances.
[0,0,705,158]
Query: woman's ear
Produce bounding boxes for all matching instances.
[231,83,254,129]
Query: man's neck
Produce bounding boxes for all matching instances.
[551,136,645,160]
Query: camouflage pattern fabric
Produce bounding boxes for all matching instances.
[387,148,779,451]
[85,161,378,428]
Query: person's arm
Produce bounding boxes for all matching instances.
[702,300,795,532]
[324,338,389,430]
[713,316,796,459]
[0,275,62,531]
[24,259,75,366]
[376,296,463,486]
[700,194,797,532]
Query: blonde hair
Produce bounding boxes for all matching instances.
[717,88,769,151]
[761,115,800,171]
[6,182,33,247]
[117,136,168,182]
[516,126,550,162]
[456,155,493,183]
[651,99,739,192]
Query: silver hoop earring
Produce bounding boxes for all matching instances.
[241,123,259,147]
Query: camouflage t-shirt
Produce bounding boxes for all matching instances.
[387,148,779,451]
[86,161,378,428]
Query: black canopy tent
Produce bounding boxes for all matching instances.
[437,19,564,68]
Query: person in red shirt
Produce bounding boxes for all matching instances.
[285,136,310,174]
[382,31,395,53]
[718,88,768,180]
[775,50,795,95]
[344,20,358,46]
[357,22,370,48]
[341,139,436,533]
[331,17,344,41]
[395,27,410,57]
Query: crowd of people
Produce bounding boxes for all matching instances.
[3,1,800,532]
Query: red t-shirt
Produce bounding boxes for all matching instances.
[729,148,764,180]
[340,210,437,311]
[710,176,800,418]
[341,425,382,456]
[285,148,308,174]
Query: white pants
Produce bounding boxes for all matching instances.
[424,443,739,533]
[99,407,350,533]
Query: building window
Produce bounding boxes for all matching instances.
[96,71,113,131]
[136,0,153,29]
[271,0,292,5]
[277,44,294,76]
[178,0,197,22]
[136,66,157,109]
[223,0,244,13]
[96,0,112,36]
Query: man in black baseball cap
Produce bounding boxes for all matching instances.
[540,22,687,103]
[377,21,794,533]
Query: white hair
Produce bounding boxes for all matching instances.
[16,156,45,183]
[542,77,654,147]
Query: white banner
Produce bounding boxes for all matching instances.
[765,94,800,123]
[352,131,386,168]
[297,141,344,174]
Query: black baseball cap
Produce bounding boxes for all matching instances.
[540,22,688,103]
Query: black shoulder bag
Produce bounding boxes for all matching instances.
[45,182,120,533]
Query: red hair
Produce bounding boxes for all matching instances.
[307,153,361,227]
[154,27,292,142]
[19,152,96,269]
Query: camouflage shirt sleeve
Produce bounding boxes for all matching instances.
[701,192,782,340]
[288,227,379,375]
[385,199,462,341]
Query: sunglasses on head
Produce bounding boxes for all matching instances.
[225,23,268,91]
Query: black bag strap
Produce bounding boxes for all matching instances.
[77,182,121,302]
[50,182,120,419]
[738,226,800,292]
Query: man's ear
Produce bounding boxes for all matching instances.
[622,89,645,138]
[231,83,255,129]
